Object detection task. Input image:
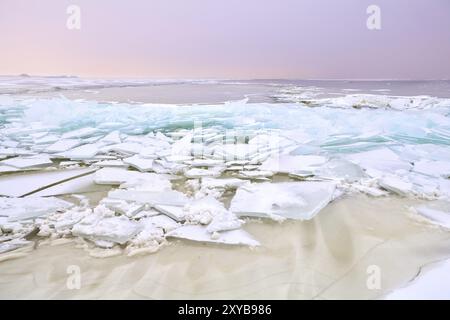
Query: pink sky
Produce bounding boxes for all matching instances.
[1,0,449,79]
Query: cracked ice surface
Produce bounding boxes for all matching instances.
[0,93,450,263]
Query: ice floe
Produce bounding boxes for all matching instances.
[0,168,96,197]
[123,155,154,172]
[46,139,81,153]
[166,225,259,247]
[0,196,73,222]
[0,239,32,254]
[413,202,450,228]
[71,205,141,244]
[230,181,336,220]
[260,155,327,175]
[0,155,53,169]
[32,173,110,197]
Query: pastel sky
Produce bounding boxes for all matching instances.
[1,0,449,79]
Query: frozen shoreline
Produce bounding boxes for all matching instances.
[1,78,450,299]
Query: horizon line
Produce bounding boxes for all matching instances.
[1,74,449,82]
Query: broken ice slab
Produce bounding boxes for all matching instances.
[0,238,32,254]
[0,165,20,174]
[72,214,141,245]
[182,196,230,225]
[100,198,144,217]
[128,223,165,251]
[33,134,59,145]
[201,177,249,190]
[61,127,99,139]
[108,189,189,206]
[52,208,91,232]
[184,159,225,167]
[123,155,154,172]
[164,155,194,163]
[133,209,160,219]
[184,167,224,178]
[413,160,450,178]
[120,175,174,192]
[190,143,213,157]
[346,148,412,177]
[100,142,143,155]
[415,202,450,228]
[206,211,243,233]
[140,215,179,232]
[212,144,260,161]
[0,147,35,157]
[169,132,192,156]
[249,133,296,149]
[378,176,414,196]
[314,158,366,182]
[351,184,388,197]
[439,179,450,198]
[0,168,96,197]
[59,160,81,168]
[152,159,187,174]
[0,154,53,170]
[226,165,245,171]
[138,147,158,159]
[230,181,336,220]
[92,159,128,168]
[46,139,81,153]
[259,155,327,174]
[153,204,186,222]
[288,171,316,180]
[32,173,111,197]
[0,196,73,222]
[94,167,136,185]
[99,131,121,145]
[94,168,173,192]
[238,170,273,179]
[166,225,259,246]
[58,143,100,160]
[407,144,450,162]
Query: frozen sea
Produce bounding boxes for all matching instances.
[1,76,450,299]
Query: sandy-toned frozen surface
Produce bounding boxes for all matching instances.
[1,195,450,300]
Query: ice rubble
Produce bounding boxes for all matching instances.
[1,93,450,257]
[274,91,450,110]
